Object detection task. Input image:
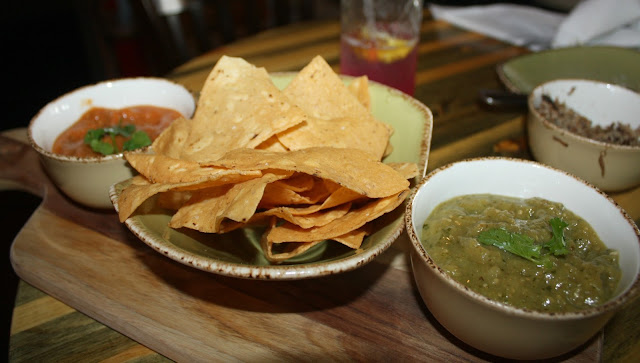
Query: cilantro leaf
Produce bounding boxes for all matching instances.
[83,120,151,156]
[476,218,570,268]
[84,129,105,144]
[122,124,136,136]
[123,130,151,151]
[477,228,548,265]
[544,217,569,256]
[88,138,116,155]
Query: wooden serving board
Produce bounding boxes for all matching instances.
[2,134,601,362]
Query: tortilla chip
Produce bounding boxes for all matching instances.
[206,147,409,198]
[125,153,227,184]
[256,202,352,229]
[256,135,289,152]
[388,162,420,180]
[116,169,263,222]
[265,189,409,243]
[117,176,190,222]
[156,190,193,211]
[169,172,290,233]
[347,76,371,111]
[260,217,324,263]
[259,176,338,209]
[269,173,316,193]
[151,116,192,158]
[268,185,364,217]
[275,116,390,159]
[114,55,420,264]
[332,227,370,249]
[180,56,307,162]
[284,56,368,119]
[281,56,390,159]
[383,141,394,158]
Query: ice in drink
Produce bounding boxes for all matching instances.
[340,26,418,95]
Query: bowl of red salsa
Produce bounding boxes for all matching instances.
[28,77,195,209]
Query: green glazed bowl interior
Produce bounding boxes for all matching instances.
[111,74,433,280]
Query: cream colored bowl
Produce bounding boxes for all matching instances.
[405,157,640,360]
[28,77,195,209]
[527,79,640,192]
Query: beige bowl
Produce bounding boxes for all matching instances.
[28,77,195,209]
[405,157,640,360]
[527,79,640,192]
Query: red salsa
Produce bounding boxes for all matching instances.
[52,105,182,157]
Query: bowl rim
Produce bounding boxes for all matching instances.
[527,78,640,151]
[405,156,640,320]
[27,76,195,163]
[107,71,435,280]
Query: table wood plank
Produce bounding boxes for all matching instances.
[9,203,599,362]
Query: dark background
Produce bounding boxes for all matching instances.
[1,0,572,133]
[4,2,95,132]
[3,1,93,358]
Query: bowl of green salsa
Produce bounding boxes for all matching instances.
[405,157,640,360]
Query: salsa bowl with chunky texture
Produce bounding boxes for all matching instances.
[527,79,640,192]
[405,157,640,360]
[28,77,195,209]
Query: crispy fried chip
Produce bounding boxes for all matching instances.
[260,190,407,262]
[116,170,262,222]
[332,226,371,249]
[117,176,188,222]
[388,162,420,180]
[265,189,409,244]
[260,217,324,262]
[206,147,409,198]
[180,56,307,162]
[259,176,338,209]
[280,56,391,159]
[347,76,371,111]
[284,56,369,120]
[267,185,364,217]
[151,116,192,158]
[256,135,289,152]
[115,55,419,264]
[169,172,290,233]
[256,202,352,229]
[156,190,193,211]
[126,153,225,184]
[275,116,389,156]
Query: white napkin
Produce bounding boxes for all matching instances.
[429,0,640,50]
[429,3,564,50]
[552,0,640,48]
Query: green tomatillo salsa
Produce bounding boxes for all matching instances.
[420,194,621,313]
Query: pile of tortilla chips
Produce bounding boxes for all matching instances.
[115,55,418,262]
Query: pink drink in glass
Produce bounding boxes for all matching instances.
[340,27,418,95]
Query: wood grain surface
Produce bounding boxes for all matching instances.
[5,11,640,362]
[4,136,602,362]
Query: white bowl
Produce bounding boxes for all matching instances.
[405,157,640,360]
[527,79,640,192]
[28,77,195,209]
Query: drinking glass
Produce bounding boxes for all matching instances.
[340,0,423,95]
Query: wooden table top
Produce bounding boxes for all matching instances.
[5,12,640,362]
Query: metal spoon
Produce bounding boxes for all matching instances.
[478,89,528,110]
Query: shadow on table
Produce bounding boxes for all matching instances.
[1,191,42,359]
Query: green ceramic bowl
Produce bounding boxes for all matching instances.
[110,74,433,280]
[497,46,640,94]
